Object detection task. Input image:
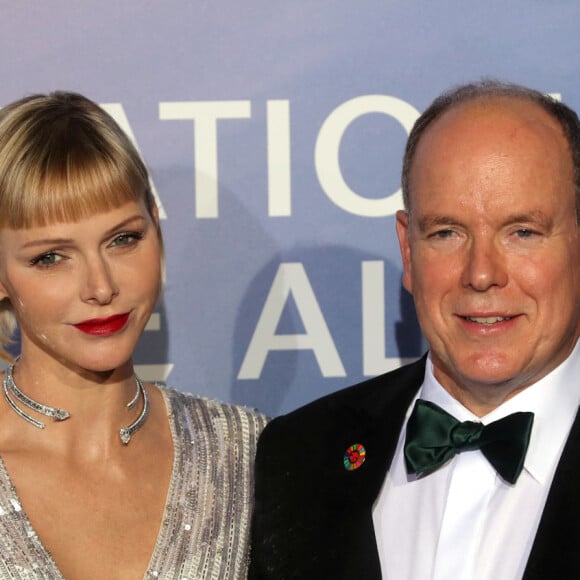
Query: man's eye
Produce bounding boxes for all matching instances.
[30,252,62,267]
[431,229,455,239]
[515,229,536,238]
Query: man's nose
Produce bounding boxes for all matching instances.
[461,238,508,291]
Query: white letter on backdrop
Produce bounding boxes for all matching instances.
[314,95,420,217]
[238,263,346,379]
[267,100,292,216]
[101,103,167,219]
[159,101,251,218]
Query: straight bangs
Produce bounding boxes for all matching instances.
[0,151,147,230]
[0,93,151,230]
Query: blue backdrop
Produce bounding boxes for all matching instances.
[2,1,579,416]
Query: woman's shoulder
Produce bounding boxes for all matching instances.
[158,384,269,432]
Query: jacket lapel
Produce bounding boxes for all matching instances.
[523,407,580,578]
[323,358,426,578]
[249,357,425,580]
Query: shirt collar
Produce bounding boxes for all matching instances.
[420,340,580,485]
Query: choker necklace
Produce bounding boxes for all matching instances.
[2,363,149,445]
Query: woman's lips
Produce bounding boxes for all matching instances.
[74,313,130,335]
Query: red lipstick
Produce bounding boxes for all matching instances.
[74,313,130,336]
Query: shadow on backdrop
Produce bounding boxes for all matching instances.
[231,245,424,417]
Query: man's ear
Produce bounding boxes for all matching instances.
[0,280,9,302]
[395,210,413,294]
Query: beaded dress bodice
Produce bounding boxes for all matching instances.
[0,387,268,579]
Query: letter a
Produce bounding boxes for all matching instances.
[238,263,346,379]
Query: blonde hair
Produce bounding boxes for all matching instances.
[0,91,160,360]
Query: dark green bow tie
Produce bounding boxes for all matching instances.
[404,400,534,484]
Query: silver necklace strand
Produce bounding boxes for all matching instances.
[119,377,149,445]
[2,363,149,445]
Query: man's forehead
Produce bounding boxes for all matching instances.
[424,96,564,142]
[406,95,576,215]
[409,96,572,179]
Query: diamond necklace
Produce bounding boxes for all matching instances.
[2,363,149,445]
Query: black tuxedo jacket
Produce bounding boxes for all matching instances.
[249,357,580,579]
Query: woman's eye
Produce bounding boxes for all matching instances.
[110,232,143,247]
[30,252,62,267]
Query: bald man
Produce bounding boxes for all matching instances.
[249,81,580,580]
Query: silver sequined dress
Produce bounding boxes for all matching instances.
[0,387,268,579]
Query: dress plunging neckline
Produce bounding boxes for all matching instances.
[0,388,179,579]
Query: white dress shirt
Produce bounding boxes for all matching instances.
[373,341,580,580]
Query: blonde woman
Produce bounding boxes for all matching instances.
[0,92,267,579]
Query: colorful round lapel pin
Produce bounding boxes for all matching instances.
[344,443,366,471]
